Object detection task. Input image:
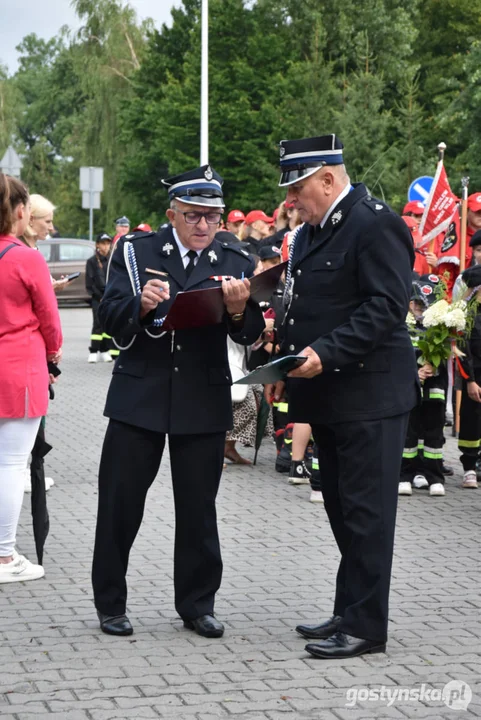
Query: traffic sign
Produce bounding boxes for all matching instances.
[79,166,104,241]
[408,176,433,204]
[0,146,23,177]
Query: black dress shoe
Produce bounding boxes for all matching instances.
[442,463,454,476]
[97,610,133,636]
[296,614,343,639]
[305,631,386,659]
[183,614,224,638]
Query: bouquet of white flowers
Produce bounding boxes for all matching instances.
[415,298,468,369]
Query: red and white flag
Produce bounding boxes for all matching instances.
[419,160,458,244]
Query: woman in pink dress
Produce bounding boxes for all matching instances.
[0,173,63,583]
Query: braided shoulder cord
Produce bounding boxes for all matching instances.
[283,222,304,304]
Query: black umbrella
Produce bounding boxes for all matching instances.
[29,422,52,565]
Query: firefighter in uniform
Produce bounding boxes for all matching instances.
[265,134,419,658]
[86,232,113,363]
[399,275,448,496]
[92,165,264,638]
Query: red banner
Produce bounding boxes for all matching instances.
[419,161,458,244]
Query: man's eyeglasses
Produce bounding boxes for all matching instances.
[177,210,222,225]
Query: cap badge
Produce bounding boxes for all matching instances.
[204,166,213,181]
[208,250,218,264]
[375,204,383,210]
[279,145,286,158]
[162,242,174,255]
[331,210,343,225]
[428,274,439,283]
[421,285,433,295]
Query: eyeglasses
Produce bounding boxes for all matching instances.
[177,210,222,225]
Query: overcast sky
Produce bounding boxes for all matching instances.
[0,0,182,74]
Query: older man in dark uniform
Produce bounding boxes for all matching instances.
[265,135,418,658]
[92,165,264,638]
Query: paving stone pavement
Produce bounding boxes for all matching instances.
[1,308,480,720]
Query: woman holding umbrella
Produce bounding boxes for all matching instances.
[0,174,62,583]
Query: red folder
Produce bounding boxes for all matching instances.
[160,262,286,331]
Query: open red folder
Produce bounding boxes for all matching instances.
[160,261,286,331]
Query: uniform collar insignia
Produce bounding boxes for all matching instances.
[204,165,213,181]
[331,210,343,225]
[162,242,174,255]
[375,203,383,210]
[208,249,218,264]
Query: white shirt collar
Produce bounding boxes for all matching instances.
[172,228,202,258]
[319,182,351,228]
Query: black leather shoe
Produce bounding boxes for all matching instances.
[296,614,343,639]
[305,631,386,659]
[97,610,133,636]
[183,614,224,638]
[442,463,454,476]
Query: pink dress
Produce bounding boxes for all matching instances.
[0,236,63,418]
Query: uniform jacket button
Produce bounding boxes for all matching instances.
[296,269,302,276]
[289,344,295,351]
[358,362,364,368]
[293,294,299,300]
[326,261,332,266]
[288,318,294,325]
[176,344,182,351]
[174,367,179,372]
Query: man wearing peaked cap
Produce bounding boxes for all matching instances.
[265,134,419,658]
[92,164,264,640]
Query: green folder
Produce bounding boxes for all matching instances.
[234,355,307,385]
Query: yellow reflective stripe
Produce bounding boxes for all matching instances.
[102,333,112,339]
[459,439,481,448]
[424,451,443,459]
[284,438,292,445]
[272,402,288,413]
[312,460,319,470]
[91,334,103,341]
[109,349,120,356]
[418,442,424,449]
[403,450,418,459]
[429,393,445,400]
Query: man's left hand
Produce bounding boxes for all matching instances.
[222,277,250,315]
[288,346,323,378]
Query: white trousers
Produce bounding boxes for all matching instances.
[0,417,41,557]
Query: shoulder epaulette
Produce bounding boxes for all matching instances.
[220,242,252,259]
[124,230,156,240]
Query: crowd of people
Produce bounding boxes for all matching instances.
[1,132,481,659]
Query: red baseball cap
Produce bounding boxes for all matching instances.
[402,215,422,247]
[468,193,481,212]
[227,210,245,223]
[244,210,274,225]
[132,223,152,232]
[403,200,425,215]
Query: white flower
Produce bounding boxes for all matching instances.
[444,308,466,331]
[422,299,450,328]
[406,312,416,326]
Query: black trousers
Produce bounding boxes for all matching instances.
[92,419,225,620]
[312,412,409,643]
[89,298,109,353]
[400,400,445,485]
[459,381,481,471]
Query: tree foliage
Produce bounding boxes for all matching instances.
[0,0,480,235]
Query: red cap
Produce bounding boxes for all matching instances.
[227,210,245,223]
[244,210,274,225]
[468,193,481,212]
[403,200,425,215]
[132,223,152,232]
[402,215,422,246]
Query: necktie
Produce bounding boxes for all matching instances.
[185,249,198,278]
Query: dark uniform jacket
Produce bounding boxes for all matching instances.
[459,306,481,384]
[283,183,419,424]
[86,252,109,301]
[99,226,264,435]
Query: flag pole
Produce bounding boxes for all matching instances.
[454,176,470,436]
[200,0,209,165]
[427,142,447,268]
